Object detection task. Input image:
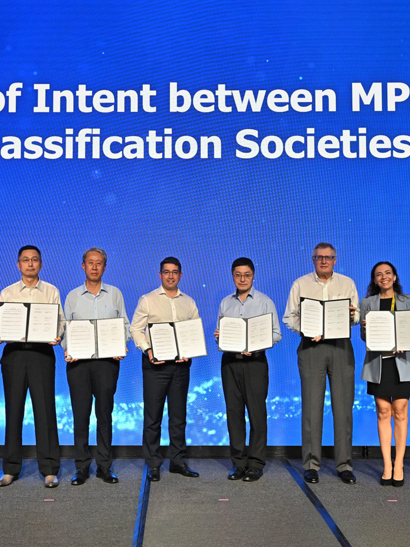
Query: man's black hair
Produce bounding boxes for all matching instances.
[231,257,255,273]
[18,245,42,260]
[160,257,182,272]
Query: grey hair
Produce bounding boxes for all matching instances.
[312,242,337,257]
[82,247,107,264]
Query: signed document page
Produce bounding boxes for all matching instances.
[395,310,410,351]
[300,298,323,338]
[218,317,247,353]
[27,303,59,343]
[149,323,178,362]
[174,318,207,359]
[323,299,351,340]
[365,311,395,352]
[0,302,28,342]
[247,313,273,353]
[67,320,96,359]
[97,318,126,359]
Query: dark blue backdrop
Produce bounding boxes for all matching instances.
[1,1,409,446]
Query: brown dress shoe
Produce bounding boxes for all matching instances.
[44,475,59,488]
[0,474,18,487]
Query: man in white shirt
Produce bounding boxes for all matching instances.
[0,246,65,488]
[130,257,199,482]
[283,243,359,485]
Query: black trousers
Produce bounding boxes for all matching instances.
[1,343,60,477]
[67,359,119,469]
[142,354,191,467]
[221,352,269,470]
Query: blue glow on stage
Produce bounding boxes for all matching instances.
[1,0,410,446]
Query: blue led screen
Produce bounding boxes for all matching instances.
[1,1,410,446]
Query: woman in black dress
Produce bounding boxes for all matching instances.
[360,262,410,486]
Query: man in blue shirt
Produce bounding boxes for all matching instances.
[216,257,281,482]
[64,248,130,485]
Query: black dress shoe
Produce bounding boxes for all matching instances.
[304,469,319,483]
[338,470,356,484]
[148,466,160,482]
[169,463,199,477]
[242,468,263,482]
[71,467,90,486]
[96,466,119,484]
[228,467,247,480]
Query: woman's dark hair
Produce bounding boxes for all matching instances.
[366,261,403,296]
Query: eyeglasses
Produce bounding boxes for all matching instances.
[19,258,41,264]
[161,270,180,276]
[233,273,253,279]
[312,255,335,262]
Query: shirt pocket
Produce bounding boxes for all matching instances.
[103,305,118,319]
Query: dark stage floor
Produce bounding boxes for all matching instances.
[1,458,410,547]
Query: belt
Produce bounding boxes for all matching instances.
[7,342,35,350]
[233,351,265,360]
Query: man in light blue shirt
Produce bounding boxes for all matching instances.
[64,247,130,486]
[216,257,281,482]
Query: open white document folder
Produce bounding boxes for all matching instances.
[365,310,410,352]
[66,317,126,359]
[218,313,273,353]
[0,302,59,343]
[300,298,351,340]
[149,318,207,362]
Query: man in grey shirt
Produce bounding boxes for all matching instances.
[283,243,359,484]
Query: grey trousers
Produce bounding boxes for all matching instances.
[297,338,355,472]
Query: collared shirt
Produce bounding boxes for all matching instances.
[63,282,130,345]
[282,271,360,334]
[130,285,199,352]
[0,279,66,337]
[217,286,282,344]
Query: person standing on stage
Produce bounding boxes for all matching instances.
[130,257,200,482]
[215,257,281,482]
[360,262,410,487]
[64,247,130,485]
[0,245,65,488]
[283,242,359,485]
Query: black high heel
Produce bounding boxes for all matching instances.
[392,467,404,488]
[380,474,393,486]
[380,463,393,486]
